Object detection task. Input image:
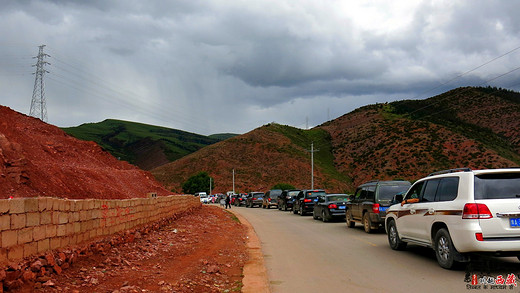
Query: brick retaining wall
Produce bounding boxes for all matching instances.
[0,195,201,264]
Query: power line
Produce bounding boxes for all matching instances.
[414,65,520,121]
[408,44,520,116]
[44,50,211,133]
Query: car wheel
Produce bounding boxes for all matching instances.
[434,228,457,269]
[313,210,318,220]
[387,220,407,250]
[322,210,329,222]
[363,213,373,233]
[299,205,305,216]
[346,209,355,228]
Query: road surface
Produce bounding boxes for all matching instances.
[231,206,520,293]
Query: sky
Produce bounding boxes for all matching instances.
[1,0,520,135]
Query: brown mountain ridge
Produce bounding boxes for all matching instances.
[152,87,520,193]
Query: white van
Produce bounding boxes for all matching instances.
[195,192,209,203]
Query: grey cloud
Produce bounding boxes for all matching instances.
[2,0,520,135]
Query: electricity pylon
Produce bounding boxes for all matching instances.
[29,45,50,122]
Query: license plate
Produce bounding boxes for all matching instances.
[338,206,346,209]
[379,206,389,212]
[510,218,520,227]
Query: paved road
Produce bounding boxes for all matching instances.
[230,206,520,293]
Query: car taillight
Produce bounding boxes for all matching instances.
[372,203,380,214]
[268,198,271,202]
[304,198,312,203]
[462,203,493,219]
[253,198,257,200]
[328,203,337,209]
[475,233,484,241]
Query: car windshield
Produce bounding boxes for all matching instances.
[287,191,299,197]
[378,185,410,200]
[327,196,349,202]
[474,173,520,199]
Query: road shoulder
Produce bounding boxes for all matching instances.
[225,207,270,293]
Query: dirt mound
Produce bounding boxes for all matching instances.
[0,106,170,199]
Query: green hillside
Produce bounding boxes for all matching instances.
[265,123,352,185]
[62,119,228,170]
[208,133,238,141]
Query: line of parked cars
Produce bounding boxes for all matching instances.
[217,167,520,270]
[227,188,351,223]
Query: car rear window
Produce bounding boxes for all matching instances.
[287,191,299,197]
[327,195,349,202]
[378,184,411,200]
[307,191,326,198]
[474,173,520,200]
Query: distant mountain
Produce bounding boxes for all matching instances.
[151,87,520,193]
[152,123,352,193]
[62,119,236,170]
[209,133,238,141]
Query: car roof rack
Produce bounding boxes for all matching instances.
[428,167,472,177]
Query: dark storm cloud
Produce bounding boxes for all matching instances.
[1,0,520,134]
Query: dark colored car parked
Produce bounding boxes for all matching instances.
[278,190,301,211]
[346,180,411,233]
[233,193,248,206]
[246,192,264,208]
[313,194,350,222]
[293,189,326,216]
[262,189,282,209]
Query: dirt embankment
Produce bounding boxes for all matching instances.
[0,106,170,199]
[10,205,248,293]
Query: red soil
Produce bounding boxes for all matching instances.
[0,106,170,199]
[12,205,248,293]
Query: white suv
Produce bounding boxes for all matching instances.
[385,168,520,269]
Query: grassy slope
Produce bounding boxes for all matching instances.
[62,119,221,168]
[266,123,352,185]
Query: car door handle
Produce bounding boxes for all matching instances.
[410,208,416,214]
[428,208,435,215]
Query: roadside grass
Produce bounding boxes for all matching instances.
[223,209,241,223]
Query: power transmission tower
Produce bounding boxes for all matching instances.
[306,142,319,189]
[29,45,50,122]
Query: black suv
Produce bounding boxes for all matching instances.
[346,180,411,233]
[262,189,282,209]
[293,189,326,216]
[278,189,301,211]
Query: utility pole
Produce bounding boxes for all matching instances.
[307,142,319,189]
[232,169,235,194]
[30,45,50,122]
[209,177,212,195]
